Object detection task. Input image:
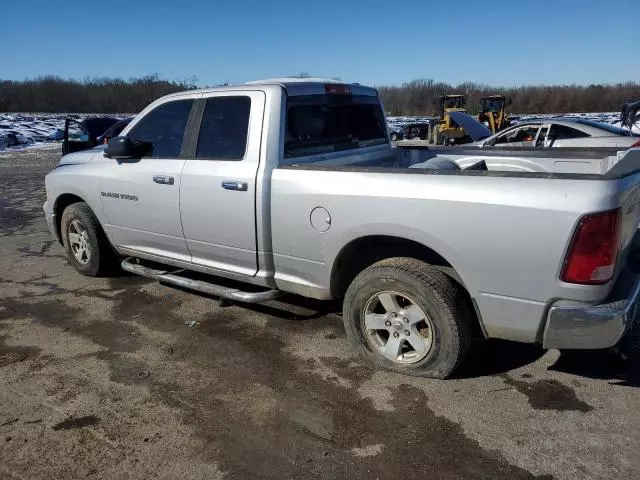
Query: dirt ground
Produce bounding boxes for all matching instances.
[1,145,639,480]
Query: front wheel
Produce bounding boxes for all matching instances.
[60,202,116,276]
[343,258,472,378]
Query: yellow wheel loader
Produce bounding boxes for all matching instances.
[478,95,511,134]
[430,94,467,145]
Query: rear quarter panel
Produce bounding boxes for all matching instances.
[270,167,639,342]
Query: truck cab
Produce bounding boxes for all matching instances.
[45,79,390,283]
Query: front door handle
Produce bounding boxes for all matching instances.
[222,181,248,191]
[153,175,174,185]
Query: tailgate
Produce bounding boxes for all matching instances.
[616,172,640,271]
[559,151,640,292]
[608,150,640,271]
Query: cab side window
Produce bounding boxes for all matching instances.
[196,96,251,160]
[127,99,194,158]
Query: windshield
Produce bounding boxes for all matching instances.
[573,119,639,137]
[443,97,464,109]
[482,98,504,112]
[284,94,387,158]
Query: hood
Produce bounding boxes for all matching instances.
[59,146,104,166]
[449,112,492,141]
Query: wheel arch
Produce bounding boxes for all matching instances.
[329,235,485,338]
[53,193,88,244]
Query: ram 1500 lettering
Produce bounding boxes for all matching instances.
[44,79,640,378]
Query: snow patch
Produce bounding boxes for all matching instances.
[351,444,384,457]
[0,113,129,152]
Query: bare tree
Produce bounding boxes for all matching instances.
[0,75,638,114]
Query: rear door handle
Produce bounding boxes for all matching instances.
[153,175,174,185]
[222,181,248,191]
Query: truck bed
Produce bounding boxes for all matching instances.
[398,146,630,176]
[285,144,636,178]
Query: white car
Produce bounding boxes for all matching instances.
[475,118,640,149]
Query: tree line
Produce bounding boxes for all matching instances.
[1,75,639,114]
[0,75,198,113]
[379,79,640,116]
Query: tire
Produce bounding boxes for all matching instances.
[343,257,472,378]
[60,202,117,277]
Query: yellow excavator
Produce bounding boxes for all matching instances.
[430,94,467,145]
[477,95,510,134]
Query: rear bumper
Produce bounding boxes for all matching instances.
[543,274,640,349]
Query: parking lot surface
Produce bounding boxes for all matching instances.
[1,146,639,480]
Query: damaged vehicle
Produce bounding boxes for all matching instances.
[62,116,132,155]
[450,112,640,149]
[621,100,640,133]
[44,79,640,378]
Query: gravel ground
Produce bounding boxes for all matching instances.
[1,145,639,480]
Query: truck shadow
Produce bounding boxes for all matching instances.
[455,337,639,387]
[158,281,340,322]
[547,336,640,387]
[113,272,640,385]
[454,340,546,379]
[232,293,341,321]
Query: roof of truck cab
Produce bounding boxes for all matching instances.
[245,77,344,85]
[161,78,378,99]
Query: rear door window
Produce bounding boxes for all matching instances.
[196,96,251,160]
[551,124,590,139]
[127,99,194,158]
[285,94,387,158]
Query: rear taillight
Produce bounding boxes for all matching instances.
[561,209,621,285]
[632,139,640,148]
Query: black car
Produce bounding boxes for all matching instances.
[62,116,133,155]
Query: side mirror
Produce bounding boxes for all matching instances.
[106,137,150,160]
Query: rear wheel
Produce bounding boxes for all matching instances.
[60,202,117,276]
[343,257,472,378]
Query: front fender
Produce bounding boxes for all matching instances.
[45,161,107,236]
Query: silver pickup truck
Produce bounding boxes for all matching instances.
[44,79,640,378]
